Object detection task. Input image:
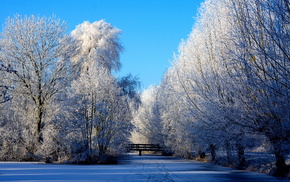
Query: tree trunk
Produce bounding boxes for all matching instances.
[198,150,206,159]
[274,152,288,177]
[225,141,232,163]
[36,73,44,144]
[36,107,44,143]
[236,141,246,169]
[266,131,289,177]
[271,139,289,177]
[209,144,216,161]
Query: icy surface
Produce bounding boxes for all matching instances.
[0,154,286,182]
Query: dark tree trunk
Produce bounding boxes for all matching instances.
[272,140,289,177]
[236,141,246,169]
[209,144,216,161]
[36,107,44,143]
[225,141,232,163]
[198,150,206,159]
[268,132,289,177]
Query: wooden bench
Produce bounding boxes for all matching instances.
[127,144,163,156]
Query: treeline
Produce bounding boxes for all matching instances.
[132,0,289,177]
[0,15,140,164]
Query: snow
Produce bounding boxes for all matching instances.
[0,154,284,182]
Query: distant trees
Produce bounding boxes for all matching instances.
[131,86,163,145]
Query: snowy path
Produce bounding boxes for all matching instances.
[0,154,286,182]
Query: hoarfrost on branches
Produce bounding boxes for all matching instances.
[71,20,123,72]
[133,0,289,177]
[0,16,137,164]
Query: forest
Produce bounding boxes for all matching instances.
[0,0,289,178]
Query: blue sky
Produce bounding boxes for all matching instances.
[0,0,203,91]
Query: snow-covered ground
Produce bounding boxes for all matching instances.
[0,153,286,182]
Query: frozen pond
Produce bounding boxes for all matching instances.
[0,153,286,181]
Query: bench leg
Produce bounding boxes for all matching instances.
[139,150,142,156]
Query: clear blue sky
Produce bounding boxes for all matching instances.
[0,0,203,91]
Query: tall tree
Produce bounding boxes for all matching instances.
[0,15,78,145]
[67,20,132,163]
[229,0,290,175]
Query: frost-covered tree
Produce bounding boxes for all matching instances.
[65,65,135,163]
[144,0,289,176]
[157,69,196,157]
[131,86,164,145]
[0,16,136,163]
[0,15,78,154]
[118,74,141,108]
[71,20,123,73]
[228,0,290,175]
[64,20,133,163]
[170,0,253,163]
